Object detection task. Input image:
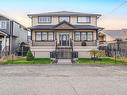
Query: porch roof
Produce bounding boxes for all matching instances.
[0,30,9,36]
[30,25,103,30]
[30,21,103,31]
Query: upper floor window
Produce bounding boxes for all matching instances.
[77,16,91,23]
[59,16,70,22]
[38,17,51,23]
[0,21,7,29]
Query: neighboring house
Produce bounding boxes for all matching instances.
[99,29,127,46]
[99,29,127,56]
[28,11,103,59]
[0,14,28,56]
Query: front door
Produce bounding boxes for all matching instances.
[59,33,69,46]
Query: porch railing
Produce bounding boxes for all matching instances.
[32,41,55,46]
[74,41,97,46]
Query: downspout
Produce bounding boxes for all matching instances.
[96,29,99,49]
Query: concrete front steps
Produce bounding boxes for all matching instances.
[57,59,72,64]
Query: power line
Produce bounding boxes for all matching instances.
[110,0,127,13]
[101,0,127,19]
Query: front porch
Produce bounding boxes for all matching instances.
[30,21,102,59]
[31,30,98,59]
[0,31,9,57]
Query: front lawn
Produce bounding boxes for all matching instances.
[4,57,51,64]
[77,57,127,64]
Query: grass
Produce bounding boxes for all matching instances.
[77,57,127,64]
[3,57,51,64]
[1,56,127,65]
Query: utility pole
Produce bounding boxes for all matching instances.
[9,21,13,55]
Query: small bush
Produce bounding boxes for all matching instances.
[90,49,105,59]
[26,49,34,61]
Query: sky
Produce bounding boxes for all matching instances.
[0,0,127,29]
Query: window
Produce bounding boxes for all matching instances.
[74,32,93,41]
[35,32,41,41]
[87,32,93,41]
[42,32,47,40]
[75,32,80,41]
[38,17,51,23]
[59,16,69,22]
[81,32,87,41]
[48,32,54,41]
[77,17,91,23]
[35,32,54,41]
[0,21,7,29]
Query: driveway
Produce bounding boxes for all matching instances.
[0,64,127,95]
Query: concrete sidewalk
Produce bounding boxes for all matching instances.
[0,64,127,95]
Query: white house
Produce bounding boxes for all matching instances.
[28,11,103,61]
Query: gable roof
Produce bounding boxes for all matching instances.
[53,21,75,29]
[101,30,127,40]
[28,11,101,17]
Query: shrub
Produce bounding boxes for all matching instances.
[26,49,34,61]
[96,50,105,58]
[90,49,105,59]
[90,49,98,58]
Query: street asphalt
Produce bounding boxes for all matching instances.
[0,64,127,95]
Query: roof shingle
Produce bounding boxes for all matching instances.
[28,11,101,17]
[30,25,102,30]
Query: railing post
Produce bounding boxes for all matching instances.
[55,39,58,64]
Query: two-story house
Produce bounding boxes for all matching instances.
[0,14,28,57]
[28,11,103,61]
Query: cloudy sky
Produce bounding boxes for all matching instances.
[0,0,127,29]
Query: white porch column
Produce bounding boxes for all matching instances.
[2,36,6,51]
[57,32,59,44]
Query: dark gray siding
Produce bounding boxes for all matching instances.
[0,16,10,35]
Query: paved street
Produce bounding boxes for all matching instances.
[0,64,127,95]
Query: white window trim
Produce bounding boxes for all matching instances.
[38,17,51,23]
[81,32,87,41]
[0,21,7,29]
[87,32,93,41]
[35,32,54,41]
[59,16,70,22]
[77,16,91,23]
[48,32,54,41]
[74,32,93,41]
[35,32,41,41]
[75,32,81,41]
[42,32,47,41]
